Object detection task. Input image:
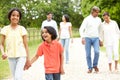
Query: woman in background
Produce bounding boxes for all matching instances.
[59,14,73,64]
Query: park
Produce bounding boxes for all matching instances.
[0,0,120,80]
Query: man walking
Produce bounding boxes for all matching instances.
[79,6,102,73]
[41,12,59,37]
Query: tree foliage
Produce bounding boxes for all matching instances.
[80,0,120,28]
[0,0,83,28]
[1,0,119,29]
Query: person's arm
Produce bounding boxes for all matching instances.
[69,26,72,38]
[0,35,5,55]
[23,35,29,59]
[79,19,87,38]
[79,19,87,44]
[24,54,39,70]
[30,54,39,64]
[69,23,73,43]
[59,22,62,40]
[29,44,42,69]
[23,35,31,70]
[99,23,104,46]
[54,21,59,39]
[114,21,120,39]
[58,27,61,40]
[60,50,65,74]
[0,35,7,60]
[99,21,103,47]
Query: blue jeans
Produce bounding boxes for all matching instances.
[61,38,70,63]
[8,57,26,80]
[85,37,100,70]
[45,73,60,80]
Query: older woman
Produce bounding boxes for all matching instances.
[100,12,120,72]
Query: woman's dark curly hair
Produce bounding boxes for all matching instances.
[41,26,57,41]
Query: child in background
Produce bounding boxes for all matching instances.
[26,26,65,80]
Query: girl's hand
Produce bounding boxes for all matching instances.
[24,58,31,70]
[2,54,7,60]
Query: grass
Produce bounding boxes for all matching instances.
[0,57,10,79]
[28,39,42,58]
[72,28,80,38]
[100,46,106,52]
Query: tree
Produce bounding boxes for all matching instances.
[80,0,120,28]
[0,0,83,28]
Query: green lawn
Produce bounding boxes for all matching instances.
[72,28,80,38]
[0,57,10,79]
[28,39,42,58]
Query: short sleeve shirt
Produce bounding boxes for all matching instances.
[60,22,72,39]
[37,40,64,73]
[0,25,27,57]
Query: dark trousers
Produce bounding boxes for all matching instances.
[45,73,60,80]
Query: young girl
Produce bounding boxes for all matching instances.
[59,14,73,64]
[27,26,65,80]
[0,8,30,80]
